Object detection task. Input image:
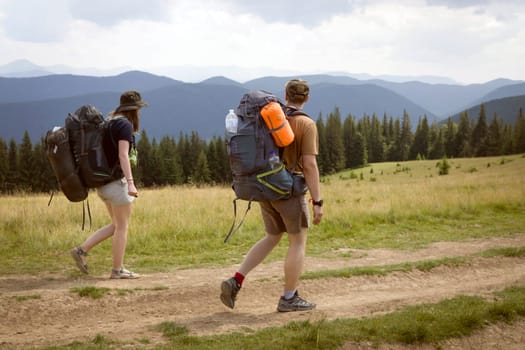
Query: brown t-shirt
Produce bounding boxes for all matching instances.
[282,114,319,174]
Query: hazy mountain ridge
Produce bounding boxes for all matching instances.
[445,94,525,126]
[1,65,524,142]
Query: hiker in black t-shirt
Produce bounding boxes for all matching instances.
[70,91,148,279]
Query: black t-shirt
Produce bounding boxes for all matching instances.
[104,117,134,169]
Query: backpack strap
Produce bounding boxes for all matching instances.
[285,106,309,118]
[81,198,92,231]
[223,198,253,243]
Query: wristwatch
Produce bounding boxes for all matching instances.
[312,199,323,207]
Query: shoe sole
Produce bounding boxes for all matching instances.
[70,249,88,274]
[277,305,316,312]
[220,280,235,309]
[110,273,140,279]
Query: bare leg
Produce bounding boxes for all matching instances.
[238,233,282,276]
[283,228,307,293]
[79,202,115,252]
[110,203,132,271]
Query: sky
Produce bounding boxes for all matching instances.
[0,0,524,84]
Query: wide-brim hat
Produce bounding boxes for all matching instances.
[115,90,149,113]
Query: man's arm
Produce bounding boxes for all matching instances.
[302,154,323,224]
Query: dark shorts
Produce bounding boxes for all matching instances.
[259,194,309,235]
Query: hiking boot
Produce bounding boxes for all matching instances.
[70,246,88,274]
[220,277,241,309]
[110,267,140,279]
[277,291,316,312]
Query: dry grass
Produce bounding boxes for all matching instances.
[0,154,524,274]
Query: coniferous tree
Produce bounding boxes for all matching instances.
[368,114,385,163]
[455,111,472,157]
[387,117,392,145]
[149,139,162,186]
[178,133,192,183]
[486,113,503,156]
[359,114,370,161]
[316,114,328,175]
[471,104,488,156]
[158,136,182,185]
[428,123,445,159]
[410,116,429,159]
[6,139,18,192]
[399,110,412,161]
[444,117,456,157]
[18,131,34,191]
[33,138,56,192]
[324,108,345,174]
[343,115,356,169]
[206,138,224,184]
[0,138,8,192]
[192,149,211,186]
[502,125,514,155]
[348,132,366,168]
[136,130,155,186]
[387,118,401,161]
[382,113,391,144]
[188,131,205,182]
[514,108,525,153]
[214,136,230,183]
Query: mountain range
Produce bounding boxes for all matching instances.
[1,62,524,143]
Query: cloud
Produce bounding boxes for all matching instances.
[0,0,172,43]
[426,0,489,8]
[226,0,356,27]
[68,0,171,27]
[2,0,71,42]
[0,0,523,83]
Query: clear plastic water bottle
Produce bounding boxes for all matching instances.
[225,109,238,136]
[268,150,280,169]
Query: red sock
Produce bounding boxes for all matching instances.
[234,272,245,286]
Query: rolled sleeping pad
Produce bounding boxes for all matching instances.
[260,102,294,147]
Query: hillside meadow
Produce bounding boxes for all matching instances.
[0,154,523,276]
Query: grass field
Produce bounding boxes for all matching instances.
[1,154,523,275]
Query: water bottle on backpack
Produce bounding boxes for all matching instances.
[268,150,280,169]
[225,109,238,137]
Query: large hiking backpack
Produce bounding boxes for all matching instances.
[65,105,123,188]
[45,126,88,202]
[45,105,123,202]
[228,90,295,202]
[224,90,307,242]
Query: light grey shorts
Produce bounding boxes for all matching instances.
[96,178,135,206]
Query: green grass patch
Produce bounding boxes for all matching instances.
[42,334,117,350]
[10,294,41,302]
[480,247,525,258]
[70,286,110,299]
[69,285,169,299]
[302,246,524,281]
[146,286,525,350]
[302,256,466,280]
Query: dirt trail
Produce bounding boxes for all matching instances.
[1,234,524,349]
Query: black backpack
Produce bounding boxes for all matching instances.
[65,105,123,188]
[46,105,123,202]
[224,90,307,242]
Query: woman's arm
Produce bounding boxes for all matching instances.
[118,140,137,197]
